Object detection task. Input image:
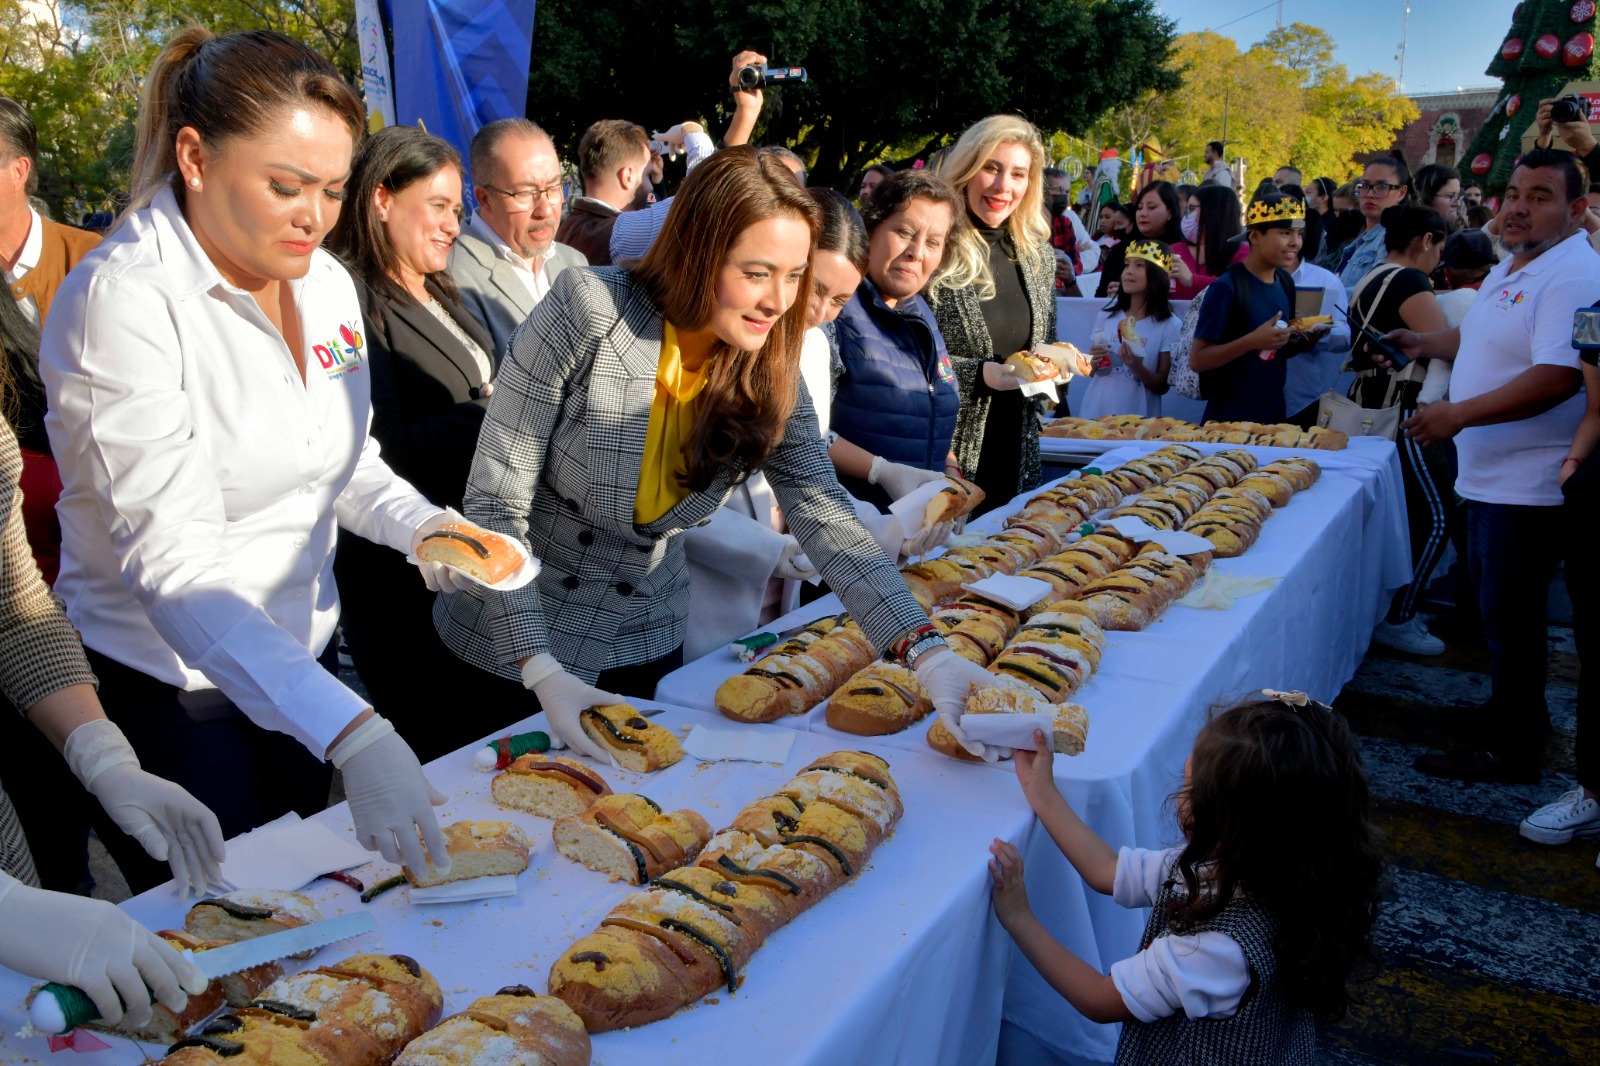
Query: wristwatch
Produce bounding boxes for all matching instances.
[888,622,946,669]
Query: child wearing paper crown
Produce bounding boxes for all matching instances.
[1078,240,1181,420]
[989,691,1385,1064]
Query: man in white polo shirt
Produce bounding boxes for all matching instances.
[1391,148,1600,783]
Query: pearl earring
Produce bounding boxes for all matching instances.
[189,177,200,188]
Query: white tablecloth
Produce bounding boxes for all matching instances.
[0,703,1035,1066]
[655,452,1409,1062]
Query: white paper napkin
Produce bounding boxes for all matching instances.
[219,814,372,891]
[1019,377,1063,400]
[1101,515,1214,556]
[408,875,520,905]
[888,478,951,540]
[682,724,796,764]
[960,713,1054,750]
[964,574,1055,611]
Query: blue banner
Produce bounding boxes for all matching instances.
[386,0,537,170]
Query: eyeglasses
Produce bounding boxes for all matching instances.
[1354,181,1404,197]
[480,183,563,208]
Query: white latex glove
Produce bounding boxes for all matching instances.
[773,536,819,581]
[858,511,907,560]
[904,519,955,558]
[330,715,450,876]
[522,654,626,766]
[0,871,206,1027]
[64,719,226,898]
[411,508,477,594]
[868,455,946,502]
[914,647,1010,762]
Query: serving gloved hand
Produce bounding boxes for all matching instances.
[773,536,819,581]
[867,455,946,502]
[521,654,626,765]
[914,646,1011,763]
[411,508,477,594]
[0,871,206,1028]
[330,714,450,876]
[904,519,955,559]
[64,719,226,899]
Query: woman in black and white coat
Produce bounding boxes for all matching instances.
[435,148,1009,763]
[930,116,1060,512]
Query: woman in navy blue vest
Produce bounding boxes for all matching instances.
[829,169,964,511]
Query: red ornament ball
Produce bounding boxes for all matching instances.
[1503,36,1525,61]
[1537,33,1562,58]
[1471,153,1494,176]
[1566,32,1595,66]
[1573,1,1595,23]
[1507,94,1523,116]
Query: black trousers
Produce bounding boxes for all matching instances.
[1387,428,1456,624]
[445,645,687,711]
[1564,453,1600,791]
[0,696,98,892]
[84,648,335,895]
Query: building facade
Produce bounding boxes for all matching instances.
[1395,87,1501,171]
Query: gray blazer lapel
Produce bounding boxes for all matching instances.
[489,255,537,319]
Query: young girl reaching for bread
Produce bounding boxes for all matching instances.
[989,691,1385,1062]
[1078,241,1180,421]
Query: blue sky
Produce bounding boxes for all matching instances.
[1157,0,1514,95]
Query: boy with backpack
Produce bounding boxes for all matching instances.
[1188,189,1321,423]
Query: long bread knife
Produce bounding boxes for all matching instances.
[29,910,377,1034]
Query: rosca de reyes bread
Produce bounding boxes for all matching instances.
[492,754,611,819]
[404,820,530,888]
[549,751,902,1032]
[414,522,522,584]
[925,676,1090,761]
[1041,415,1349,449]
[185,890,322,954]
[394,985,591,1066]
[715,614,875,722]
[826,661,932,735]
[578,703,684,772]
[553,794,713,884]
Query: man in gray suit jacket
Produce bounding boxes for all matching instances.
[449,118,587,358]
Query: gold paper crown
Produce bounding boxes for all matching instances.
[1124,239,1177,275]
[1244,196,1306,227]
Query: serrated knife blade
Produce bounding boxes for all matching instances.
[30,911,377,1034]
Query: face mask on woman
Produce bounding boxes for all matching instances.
[1180,211,1200,244]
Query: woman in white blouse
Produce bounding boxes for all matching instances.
[39,27,463,888]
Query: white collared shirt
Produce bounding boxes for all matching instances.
[1284,259,1352,415]
[41,188,442,755]
[4,207,42,324]
[609,130,718,262]
[1450,230,1600,506]
[468,213,549,306]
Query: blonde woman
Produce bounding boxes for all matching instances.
[930,115,1058,511]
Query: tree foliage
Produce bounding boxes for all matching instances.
[0,0,358,221]
[527,0,1179,188]
[1083,23,1417,191]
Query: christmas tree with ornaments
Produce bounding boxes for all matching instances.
[1464,0,1600,192]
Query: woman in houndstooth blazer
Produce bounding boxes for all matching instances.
[434,148,1010,763]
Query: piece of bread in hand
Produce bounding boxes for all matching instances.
[394,985,592,1066]
[492,754,612,819]
[184,890,322,953]
[578,703,683,772]
[414,522,522,584]
[404,820,530,888]
[1004,350,1060,382]
[554,794,713,884]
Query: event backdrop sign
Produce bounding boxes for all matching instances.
[386,0,537,171]
[355,0,396,132]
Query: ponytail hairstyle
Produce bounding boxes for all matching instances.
[630,146,820,491]
[1171,696,1386,1022]
[809,187,868,275]
[931,114,1051,300]
[125,27,365,223]
[330,125,463,315]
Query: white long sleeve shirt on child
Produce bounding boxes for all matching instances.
[1108,846,1252,1023]
[1075,309,1182,421]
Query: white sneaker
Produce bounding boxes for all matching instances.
[1372,618,1446,656]
[1520,789,1600,845]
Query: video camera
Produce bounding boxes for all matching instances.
[735,64,809,89]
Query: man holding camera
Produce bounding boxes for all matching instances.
[1535,94,1600,178]
[1387,149,1600,784]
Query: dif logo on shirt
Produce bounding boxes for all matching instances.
[315,322,366,380]
[1493,288,1527,311]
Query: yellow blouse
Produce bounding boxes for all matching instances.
[634,322,708,525]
